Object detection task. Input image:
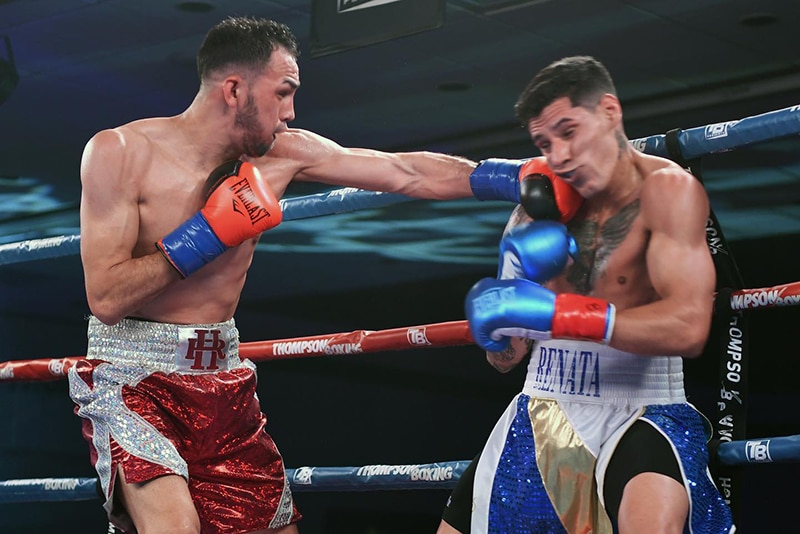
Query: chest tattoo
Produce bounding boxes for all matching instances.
[566,199,640,294]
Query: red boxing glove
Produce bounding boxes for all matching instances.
[201,160,282,247]
[519,157,583,223]
[156,160,282,277]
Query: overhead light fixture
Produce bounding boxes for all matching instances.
[739,12,778,27]
[0,35,19,106]
[450,0,555,16]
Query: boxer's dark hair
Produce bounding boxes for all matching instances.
[514,55,616,125]
[197,16,299,82]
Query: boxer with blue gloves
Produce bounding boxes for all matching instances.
[441,55,731,534]
[466,277,615,352]
[496,219,578,281]
[467,220,615,352]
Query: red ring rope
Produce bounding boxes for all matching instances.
[0,320,474,382]
[2,279,797,383]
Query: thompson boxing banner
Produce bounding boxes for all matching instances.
[310,0,445,58]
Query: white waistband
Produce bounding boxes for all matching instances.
[86,316,245,374]
[523,339,686,406]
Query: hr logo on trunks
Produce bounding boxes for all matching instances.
[185,329,227,370]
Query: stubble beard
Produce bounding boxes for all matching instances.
[235,95,272,157]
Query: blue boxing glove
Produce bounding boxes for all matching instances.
[465,278,615,353]
[497,220,578,282]
[469,157,583,223]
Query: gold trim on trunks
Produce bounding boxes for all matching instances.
[529,397,613,534]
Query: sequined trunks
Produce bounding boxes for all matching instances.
[470,339,735,533]
[67,316,298,533]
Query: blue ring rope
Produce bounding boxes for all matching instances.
[0,105,798,266]
[1,433,797,504]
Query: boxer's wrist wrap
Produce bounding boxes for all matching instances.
[156,212,227,278]
[552,294,616,344]
[469,159,522,203]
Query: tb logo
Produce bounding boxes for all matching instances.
[745,440,772,463]
[407,327,431,346]
[185,329,226,370]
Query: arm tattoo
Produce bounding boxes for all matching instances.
[504,205,531,236]
[566,199,640,294]
[489,338,534,372]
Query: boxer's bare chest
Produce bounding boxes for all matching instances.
[134,160,207,249]
[561,199,652,304]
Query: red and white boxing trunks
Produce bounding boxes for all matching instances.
[68,316,299,533]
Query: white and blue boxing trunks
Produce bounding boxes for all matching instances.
[471,339,735,534]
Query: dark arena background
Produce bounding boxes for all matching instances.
[1,1,799,533]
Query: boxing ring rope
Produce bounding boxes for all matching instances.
[0,279,798,504]
[1,104,799,266]
[4,428,800,505]
[0,460,474,504]
[722,281,800,310]
[0,188,415,265]
[0,320,474,381]
[1,280,799,382]
[1,105,799,521]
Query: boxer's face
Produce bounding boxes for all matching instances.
[236,47,299,157]
[527,94,621,198]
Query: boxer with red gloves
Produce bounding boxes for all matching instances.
[156,160,282,278]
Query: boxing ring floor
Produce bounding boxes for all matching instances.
[2,106,800,533]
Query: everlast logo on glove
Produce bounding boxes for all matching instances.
[228,176,272,226]
[473,286,516,314]
[156,159,282,278]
